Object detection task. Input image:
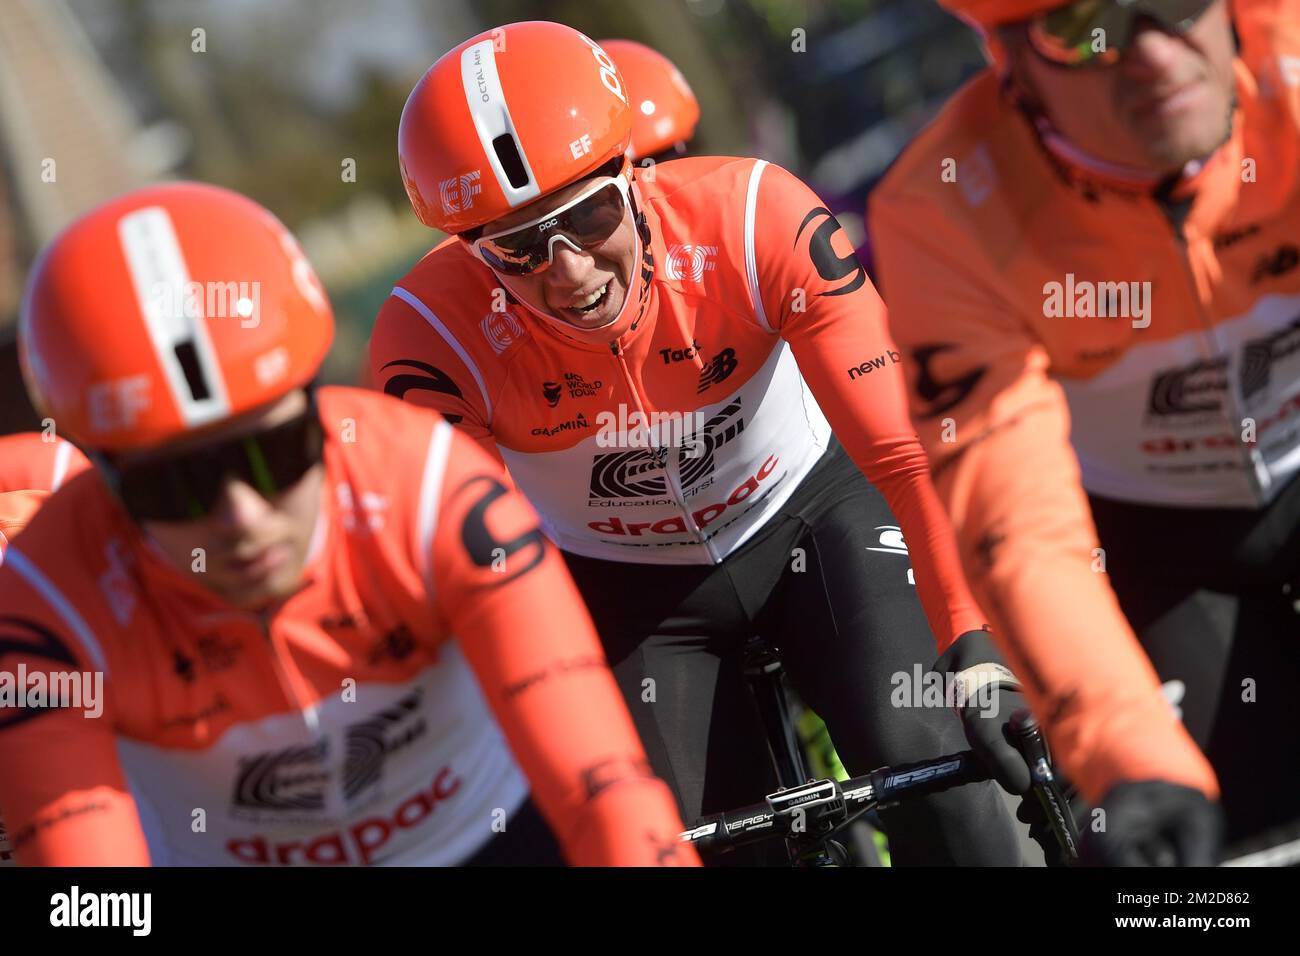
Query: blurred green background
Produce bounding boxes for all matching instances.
[0,0,985,432]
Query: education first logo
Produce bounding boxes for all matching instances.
[49,886,151,936]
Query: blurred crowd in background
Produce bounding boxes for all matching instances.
[0,0,985,431]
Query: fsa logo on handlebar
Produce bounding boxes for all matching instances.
[794,207,866,298]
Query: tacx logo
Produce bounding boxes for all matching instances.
[795,208,866,297]
[589,399,744,499]
[697,348,738,393]
[438,171,481,215]
[231,689,427,817]
[665,244,718,282]
[661,340,701,364]
[847,350,902,381]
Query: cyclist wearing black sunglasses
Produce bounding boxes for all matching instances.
[0,182,696,867]
[871,0,1300,864]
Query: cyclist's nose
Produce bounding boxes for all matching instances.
[211,476,273,532]
[1122,17,1188,78]
[545,241,592,287]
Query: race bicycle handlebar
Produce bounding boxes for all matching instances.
[679,707,1082,863]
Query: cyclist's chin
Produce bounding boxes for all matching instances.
[208,548,307,610]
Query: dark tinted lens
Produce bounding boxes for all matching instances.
[480,182,627,275]
[479,242,548,276]
[1034,0,1215,66]
[246,412,324,495]
[114,410,323,522]
[563,184,626,246]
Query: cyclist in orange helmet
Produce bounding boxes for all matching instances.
[871,0,1300,863]
[0,181,696,867]
[599,39,701,165]
[374,20,1038,865]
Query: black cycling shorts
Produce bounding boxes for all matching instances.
[562,439,1023,866]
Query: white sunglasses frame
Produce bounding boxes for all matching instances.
[466,174,633,276]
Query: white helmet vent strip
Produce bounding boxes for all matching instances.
[460,39,541,208]
[117,206,231,429]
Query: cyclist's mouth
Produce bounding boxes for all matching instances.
[227,542,290,581]
[558,280,619,326]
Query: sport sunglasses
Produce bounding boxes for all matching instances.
[100,397,325,523]
[469,175,631,277]
[1027,0,1217,68]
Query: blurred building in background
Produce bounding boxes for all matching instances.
[0,0,984,433]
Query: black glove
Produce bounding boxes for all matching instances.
[1082,781,1223,866]
[1017,777,1087,866]
[933,628,1032,795]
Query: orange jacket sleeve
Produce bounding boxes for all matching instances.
[431,427,698,866]
[368,285,506,468]
[869,188,1218,804]
[0,566,151,865]
[751,161,987,652]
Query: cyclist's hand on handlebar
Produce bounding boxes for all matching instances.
[934,628,1032,795]
[1083,781,1223,866]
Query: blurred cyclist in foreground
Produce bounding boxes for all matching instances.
[0,182,695,866]
[0,431,90,864]
[871,0,1300,863]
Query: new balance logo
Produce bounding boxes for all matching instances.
[697,348,738,393]
[846,350,902,380]
[438,171,481,215]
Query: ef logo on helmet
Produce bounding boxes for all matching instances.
[87,375,152,434]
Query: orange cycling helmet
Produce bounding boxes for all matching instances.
[398,21,633,235]
[598,40,700,161]
[20,182,334,452]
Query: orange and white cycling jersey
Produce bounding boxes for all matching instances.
[0,432,90,494]
[0,387,693,866]
[0,488,50,865]
[0,433,89,864]
[869,1,1300,799]
[371,156,988,651]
